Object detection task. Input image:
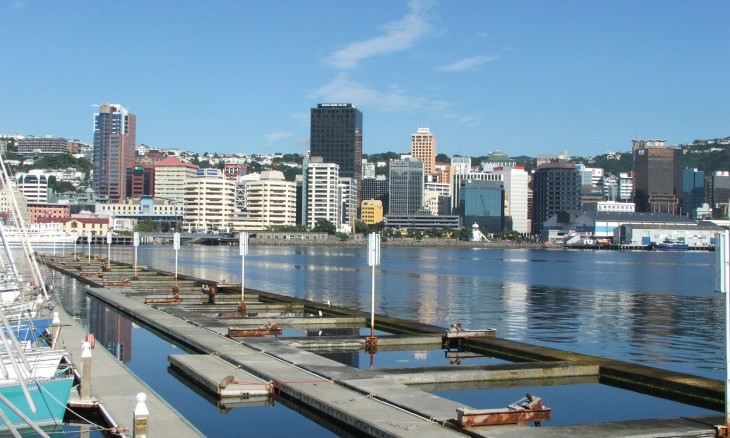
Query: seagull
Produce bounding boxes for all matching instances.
[326,299,331,306]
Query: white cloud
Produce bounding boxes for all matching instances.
[457,114,480,127]
[310,74,424,112]
[263,131,293,145]
[435,55,498,72]
[324,0,435,70]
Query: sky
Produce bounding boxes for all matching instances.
[2,1,728,159]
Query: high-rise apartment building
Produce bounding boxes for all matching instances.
[531,161,581,235]
[303,161,341,230]
[93,103,136,203]
[411,127,436,177]
[310,103,362,186]
[183,169,236,232]
[243,170,297,228]
[388,158,424,216]
[632,139,682,214]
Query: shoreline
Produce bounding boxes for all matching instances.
[249,237,545,249]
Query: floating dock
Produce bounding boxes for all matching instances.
[41,254,726,437]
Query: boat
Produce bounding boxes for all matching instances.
[0,222,76,247]
[651,238,689,251]
[0,154,75,432]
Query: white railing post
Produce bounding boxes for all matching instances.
[133,392,149,438]
[80,341,92,399]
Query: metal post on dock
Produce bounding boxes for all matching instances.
[239,232,249,315]
[133,392,149,438]
[81,341,92,400]
[72,232,78,260]
[366,233,381,361]
[715,230,730,437]
[87,232,92,264]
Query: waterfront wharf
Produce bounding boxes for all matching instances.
[40,253,726,437]
[51,293,203,437]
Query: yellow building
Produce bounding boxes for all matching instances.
[361,200,383,225]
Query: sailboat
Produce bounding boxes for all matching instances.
[0,154,75,432]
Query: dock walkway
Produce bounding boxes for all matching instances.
[41,255,726,437]
[53,297,203,437]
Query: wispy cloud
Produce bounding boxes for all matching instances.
[310,74,424,112]
[456,114,480,127]
[324,0,436,70]
[435,55,498,72]
[263,131,293,146]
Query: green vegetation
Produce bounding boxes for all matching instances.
[312,218,337,234]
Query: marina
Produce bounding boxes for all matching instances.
[34,249,727,437]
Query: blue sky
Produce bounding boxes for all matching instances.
[3,1,728,158]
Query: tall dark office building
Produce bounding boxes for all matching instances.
[632,140,682,214]
[682,168,705,218]
[706,171,730,218]
[310,103,362,195]
[93,103,136,203]
[531,161,581,235]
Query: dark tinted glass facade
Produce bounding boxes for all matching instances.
[310,103,362,184]
[531,162,581,234]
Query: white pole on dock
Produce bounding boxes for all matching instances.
[133,232,139,278]
[715,230,730,434]
[72,232,78,260]
[367,233,381,353]
[106,231,112,261]
[240,232,249,308]
[173,232,181,286]
[87,232,92,263]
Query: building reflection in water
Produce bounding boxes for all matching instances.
[89,300,133,363]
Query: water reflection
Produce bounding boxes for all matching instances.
[100,245,723,379]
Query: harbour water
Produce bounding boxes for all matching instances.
[46,244,723,435]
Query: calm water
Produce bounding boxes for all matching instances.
[44,244,723,435]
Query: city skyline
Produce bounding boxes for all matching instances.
[3,1,728,158]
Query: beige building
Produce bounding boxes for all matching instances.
[56,217,111,237]
[361,200,383,225]
[153,156,200,205]
[411,127,436,177]
[183,169,237,232]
